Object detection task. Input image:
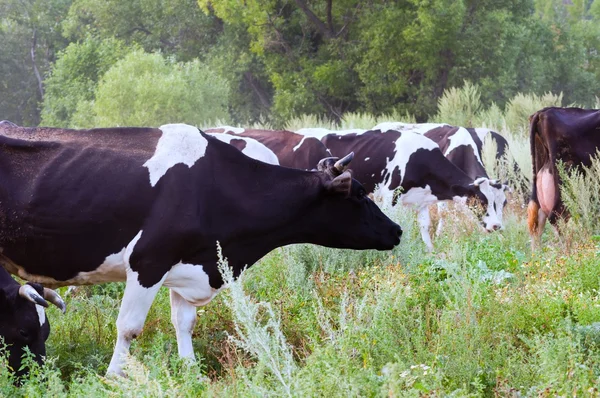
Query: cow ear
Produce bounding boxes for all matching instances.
[325,171,352,197]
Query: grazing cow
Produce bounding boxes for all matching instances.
[0,123,402,376]
[527,107,600,245]
[373,122,510,180]
[322,129,504,250]
[206,133,279,165]
[205,126,330,170]
[0,268,65,378]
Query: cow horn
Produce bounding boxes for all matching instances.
[43,288,66,313]
[334,152,354,172]
[19,284,49,308]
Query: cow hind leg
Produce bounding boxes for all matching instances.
[170,290,197,360]
[106,270,166,376]
[527,200,547,250]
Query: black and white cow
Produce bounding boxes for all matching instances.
[0,268,65,378]
[373,122,510,233]
[0,123,402,376]
[321,129,504,251]
[206,126,330,169]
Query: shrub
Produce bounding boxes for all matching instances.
[504,92,563,133]
[92,50,229,127]
[557,151,600,235]
[432,81,482,127]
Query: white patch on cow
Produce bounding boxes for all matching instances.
[371,174,375,177]
[164,263,220,307]
[35,304,45,326]
[211,125,245,134]
[387,131,438,186]
[445,127,483,165]
[144,124,208,187]
[399,185,439,208]
[296,128,366,139]
[292,136,309,152]
[207,133,279,165]
[474,127,491,143]
[364,157,370,161]
[373,122,447,135]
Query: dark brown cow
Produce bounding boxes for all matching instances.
[205,126,330,169]
[527,107,600,246]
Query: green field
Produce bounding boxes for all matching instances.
[2,195,600,396]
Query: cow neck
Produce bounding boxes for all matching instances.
[421,163,474,201]
[0,268,16,286]
[214,162,323,269]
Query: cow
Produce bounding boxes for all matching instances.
[321,129,504,251]
[0,123,402,376]
[527,107,600,246]
[373,122,510,181]
[0,267,65,379]
[205,126,330,170]
[206,133,279,165]
[372,122,510,234]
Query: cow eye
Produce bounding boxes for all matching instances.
[357,189,366,199]
[18,329,29,339]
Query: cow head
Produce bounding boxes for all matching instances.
[310,152,402,250]
[470,177,508,232]
[0,281,65,379]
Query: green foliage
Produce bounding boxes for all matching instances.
[557,152,600,235]
[41,36,130,128]
[90,50,229,127]
[504,92,563,133]
[433,81,482,127]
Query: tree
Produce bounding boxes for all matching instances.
[86,50,229,127]
[41,36,130,127]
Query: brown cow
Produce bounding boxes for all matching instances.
[527,107,600,246]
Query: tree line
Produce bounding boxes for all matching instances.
[1,0,599,128]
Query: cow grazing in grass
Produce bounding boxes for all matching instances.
[205,126,330,170]
[527,107,600,246]
[0,268,65,378]
[0,123,402,376]
[322,129,505,251]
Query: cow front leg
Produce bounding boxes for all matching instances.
[417,206,434,252]
[170,289,197,360]
[106,270,166,376]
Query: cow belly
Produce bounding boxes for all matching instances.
[536,165,557,216]
[0,248,128,288]
[163,263,219,307]
[399,186,438,208]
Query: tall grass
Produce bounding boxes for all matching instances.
[503,92,563,133]
[557,151,600,235]
[432,80,482,127]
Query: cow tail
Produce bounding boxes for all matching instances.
[527,112,541,236]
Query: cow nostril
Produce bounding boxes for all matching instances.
[493,224,501,231]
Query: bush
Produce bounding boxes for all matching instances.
[432,81,482,127]
[557,151,600,235]
[503,92,563,133]
[91,50,229,127]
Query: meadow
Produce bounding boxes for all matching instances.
[1,91,600,397]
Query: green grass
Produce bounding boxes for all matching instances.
[2,199,600,397]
